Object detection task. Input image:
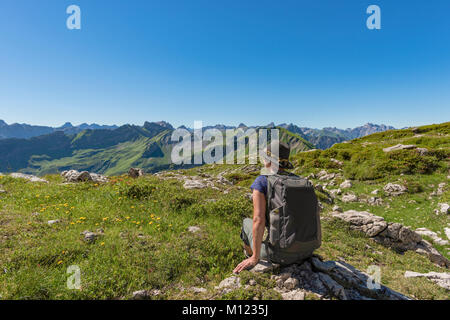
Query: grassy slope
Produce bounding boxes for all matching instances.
[0,123,449,300]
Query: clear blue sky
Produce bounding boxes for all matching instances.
[0,0,449,129]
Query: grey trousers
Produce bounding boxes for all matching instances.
[240,218,268,260]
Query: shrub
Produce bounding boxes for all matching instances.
[223,172,254,184]
[119,184,156,200]
[168,194,197,210]
[404,180,424,194]
[387,150,439,174]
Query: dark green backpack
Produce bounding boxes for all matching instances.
[265,173,322,265]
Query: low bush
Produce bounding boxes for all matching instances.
[119,184,156,200]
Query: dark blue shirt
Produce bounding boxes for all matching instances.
[250,175,268,197]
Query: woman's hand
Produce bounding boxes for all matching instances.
[233,256,259,274]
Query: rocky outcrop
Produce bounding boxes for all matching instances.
[132,289,161,300]
[183,179,208,189]
[341,194,358,203]
[61,170,108,183]
[404,271,450,290]
[9,173,48,183]
[415,228,449,246]
[367,197,383,206]
[333,210,388,237]
[332,210,450,268]
[128,168,144,178]
[47,219,61,226]
[383,183,407,196]
[80,230,102,243]
[329,188,342,197]
[219,256,410,300]
[317,170,337,181]
[383,144,416,152]
[215,276,241,294]
[187,226,201,234]
[340,180,352,189]
[438,203,449,214]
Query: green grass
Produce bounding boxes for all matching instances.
[0,165,449,300]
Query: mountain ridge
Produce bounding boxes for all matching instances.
[0,122,315,175]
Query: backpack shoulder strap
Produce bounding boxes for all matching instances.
[266,174,283,210]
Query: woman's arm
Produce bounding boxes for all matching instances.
[251,189,266,260]
[233,189,266,273]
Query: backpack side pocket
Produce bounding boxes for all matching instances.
[269,205,283,248]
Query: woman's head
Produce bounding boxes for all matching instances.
[261,141,294,173]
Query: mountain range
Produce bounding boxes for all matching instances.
[0,120,118,140]
[0,120,396,175]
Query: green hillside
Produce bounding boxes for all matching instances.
[0,124,314,176]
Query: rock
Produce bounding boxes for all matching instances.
[383,183,407,196]
[132,290,150,300]
[61,170,108,183]
[404,271,450,290]
[9,173,48,183]
[62,170,92,182]
[367,197,383,206]
[371,189,379,195]
[306,173,316,180]
[333,210,450,268]
[309,257,410,300]
[329,188,342,197]
[128,168,144,178]
[416,148,429,156]
[333,210,387,237]
[248,279,257,286]
[183,179,206,189]
[415,228,449,246]
[383,144,416,152]
[274,257,411,300]
[216,276,241,292]
[317,170,327,178]
[445,228,450,241]
[251,260,275,273]
[317,272,347,300]
[188,226,201,234]
[415,240,450,268]
[330,158,343,166]
[436,183,446,196]
[216,176,233,186]
[341,194,358,203]
[340,180,352,189]
[47,219,61,225]
[279,272,292,281]
[81,230,98,243]
[438,203,449,214]
[0,188,6,194]
[190,287,207,294]
[281,289,305,300]
[314,184,324,192]
[284,277,299,290]
[332,205,343,213]
[90,173,109,183]
[319,173,336,181]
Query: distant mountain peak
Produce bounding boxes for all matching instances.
[60,122,74,129]
[154,121,174,129]
[0,120,7,127]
